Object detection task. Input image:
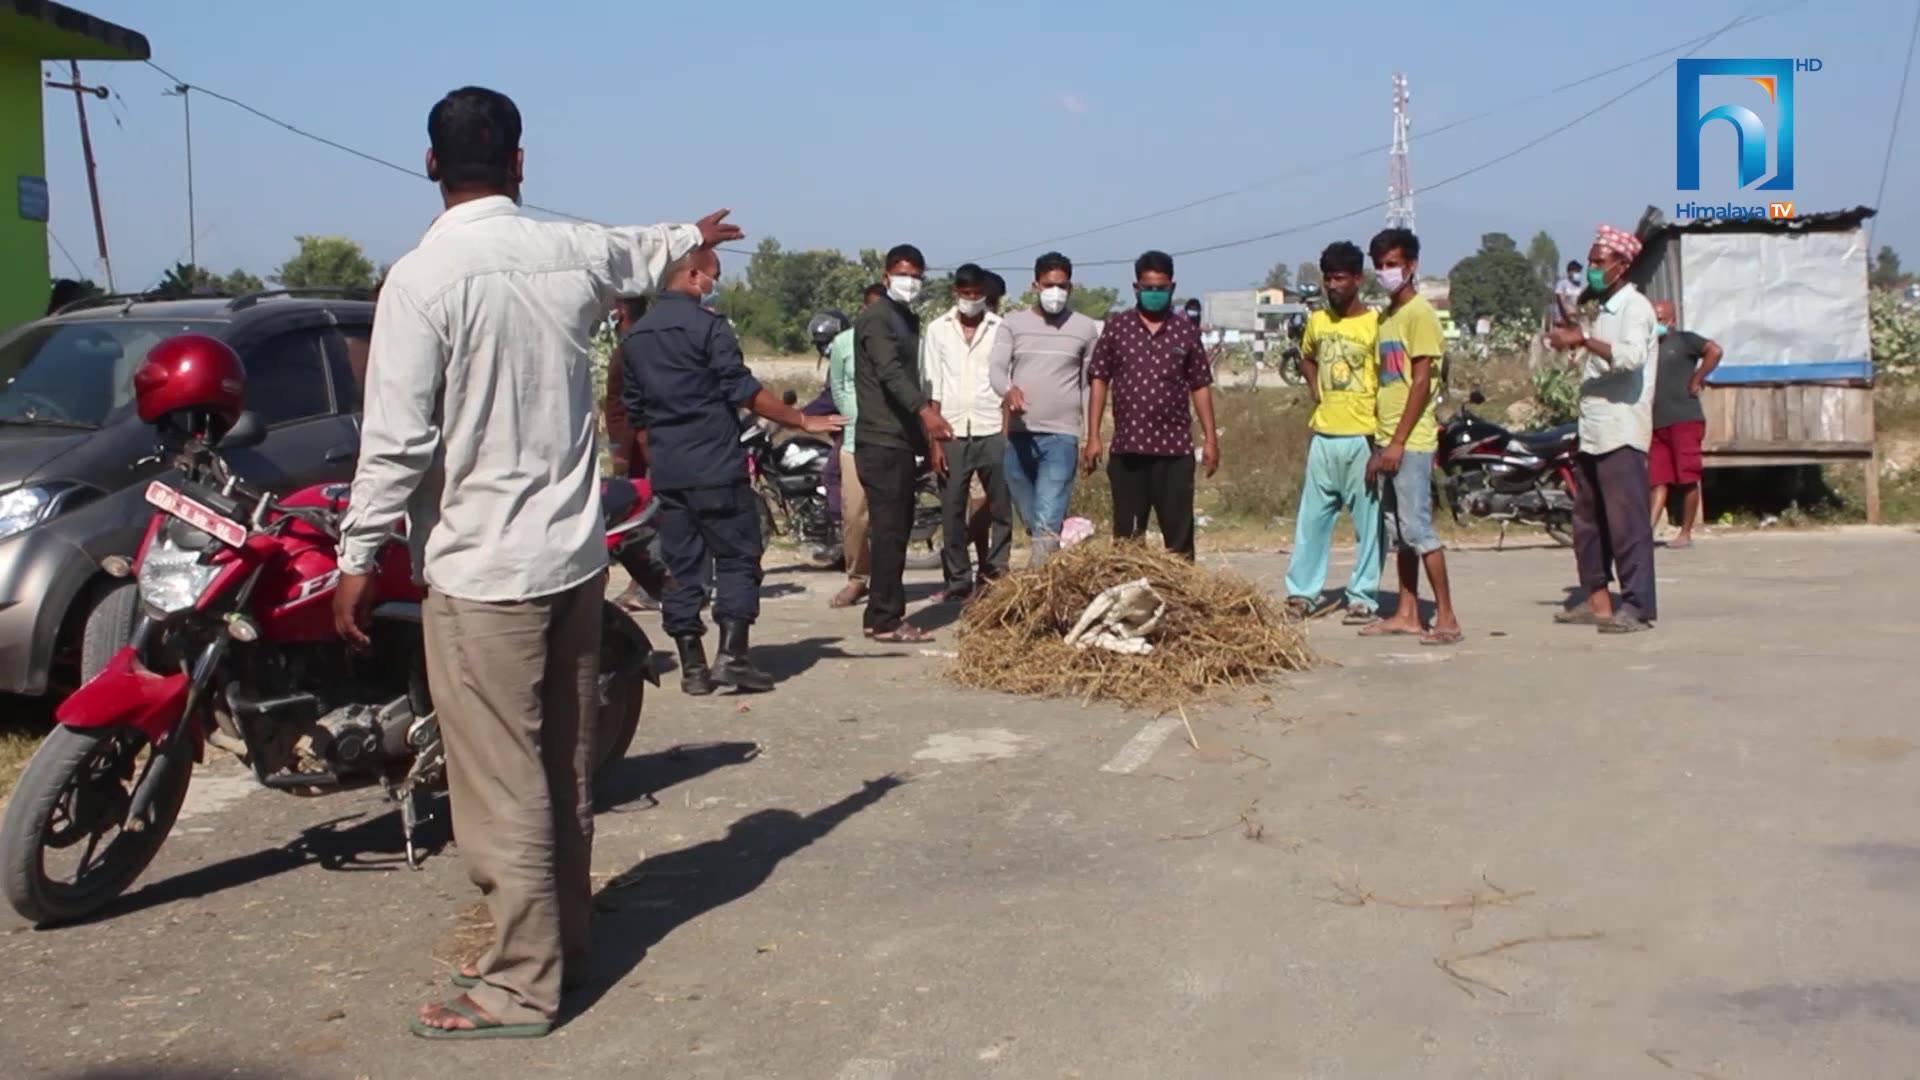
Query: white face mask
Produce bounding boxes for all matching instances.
[1039,286,1071,315]
[1376,266,1408,294]
[955,296,986,318]
[887,274,922,304]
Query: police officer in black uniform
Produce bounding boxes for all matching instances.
[621,247,844,694]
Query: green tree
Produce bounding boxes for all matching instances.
[273,235,376,291]
[1449,233,1541,325]
[1526,230,1561,285]
[220,269,265,296]
[156,262,219,297]
[1262,262,1292,290]
[1871,245,1906,291]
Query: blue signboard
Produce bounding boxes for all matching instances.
[17,176,49,223]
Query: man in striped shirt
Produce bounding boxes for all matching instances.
[992,251,1102,565]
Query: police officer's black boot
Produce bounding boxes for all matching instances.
[675,634,716,696]
[713,619,774,693]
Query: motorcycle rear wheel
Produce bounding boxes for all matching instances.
[1544,515,1575,547]
[1,724,192,925]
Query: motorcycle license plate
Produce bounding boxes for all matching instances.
[145,482,247,547]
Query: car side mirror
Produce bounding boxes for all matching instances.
[323,441,359,465]
[218,411,268,451]
[1468,390,1487,405]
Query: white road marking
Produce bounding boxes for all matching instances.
[912,729,1028,765]
[1100,716,1182,774]
[175,767,260,823]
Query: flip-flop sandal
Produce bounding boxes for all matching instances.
[1358,622,1420,637]
[871,626,935,644]
[409,996,551,1040]
[1553,608,1601,626]
[1419,628,1465,647]
[1341,608,1381,626]
[1283,598,1314,620]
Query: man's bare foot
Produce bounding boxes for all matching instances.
[1358,617,1421,637]
[1668,534,1693,550]
[417,993,499,1031]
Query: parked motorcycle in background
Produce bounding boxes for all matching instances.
[1435,390,1579,547]
[0,335,657,925]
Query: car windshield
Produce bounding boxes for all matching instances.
[0,320,214,428]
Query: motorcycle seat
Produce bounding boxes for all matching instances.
[1510,423,1578,455]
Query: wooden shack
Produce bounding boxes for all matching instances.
[1631,206,1880,522]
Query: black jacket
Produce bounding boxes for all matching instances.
[621,293,763,490]
[853,296,927,453]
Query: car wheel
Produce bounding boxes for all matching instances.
[79,581,139,682]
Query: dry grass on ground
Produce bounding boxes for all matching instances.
[952,539,1317,711]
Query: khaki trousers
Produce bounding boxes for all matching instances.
[422,571,604,1024]
[839,450,871,583]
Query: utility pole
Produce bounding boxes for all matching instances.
[164,83,196,267]
[1387,72,1415,232]
[44,61,114,290]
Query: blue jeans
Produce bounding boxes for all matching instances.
[1283,434,1383,611]
[1004,432,1079,541]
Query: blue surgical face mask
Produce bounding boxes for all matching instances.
[1656,322,1670,336]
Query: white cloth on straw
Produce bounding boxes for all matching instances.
[1064,578,1167,656]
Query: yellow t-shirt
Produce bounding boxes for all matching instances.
[1300,308,1379,437]
[1375,294,1446,452]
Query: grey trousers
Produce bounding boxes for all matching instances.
[422,572,604,1024]
[939,433,1012,589]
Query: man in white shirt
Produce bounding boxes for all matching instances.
[1554,259,1586,318]
[1547,225,1659,633]
[924,262,1013,600]
[331,86,742,1038]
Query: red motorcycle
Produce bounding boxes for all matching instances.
[0,335,658,925]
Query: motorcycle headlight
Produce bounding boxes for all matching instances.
[0,482,89,542]
[138,533,222,615]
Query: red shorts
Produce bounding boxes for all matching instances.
[1649,420,1705,487]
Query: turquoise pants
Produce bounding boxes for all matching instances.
[1283,433,1383,611]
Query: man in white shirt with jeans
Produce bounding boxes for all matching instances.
[1548,225,1659,633]
[332,86,743,1038]
[924,262,1013,600]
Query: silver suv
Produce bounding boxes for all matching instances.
[0,290,371,698]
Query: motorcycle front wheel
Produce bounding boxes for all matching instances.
[1,724,192,925]
[591,603,649,787]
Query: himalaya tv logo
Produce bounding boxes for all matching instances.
[1675,58,1819,221]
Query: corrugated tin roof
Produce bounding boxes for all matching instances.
[1638,204,1876,239]
[1,0,150,62]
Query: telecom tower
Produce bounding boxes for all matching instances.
[1387,72,1415,231]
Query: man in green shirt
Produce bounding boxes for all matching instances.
[1361,228,1462,646]
[827,283,885,608]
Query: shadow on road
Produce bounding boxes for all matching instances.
[595,740,761,812]
[566,774,906,1023]
[86,742,759,924]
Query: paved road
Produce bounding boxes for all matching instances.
[2,529,1917,1078]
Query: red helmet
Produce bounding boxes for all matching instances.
[132,334,246,428]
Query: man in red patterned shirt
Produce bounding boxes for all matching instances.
[1082,250,1219,559]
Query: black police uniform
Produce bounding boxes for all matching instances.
[619,293,766,657]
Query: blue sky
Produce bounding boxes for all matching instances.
[37,0,1919,296]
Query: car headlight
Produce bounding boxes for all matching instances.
[138,534,222,615]
[0,483,89,542]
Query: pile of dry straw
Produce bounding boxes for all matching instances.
[952,540,1317,710]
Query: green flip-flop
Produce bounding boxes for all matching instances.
[409,997,551,1040]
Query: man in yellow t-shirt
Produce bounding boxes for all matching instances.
[1283,241,1384,622]
[1361,227,1462,645]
